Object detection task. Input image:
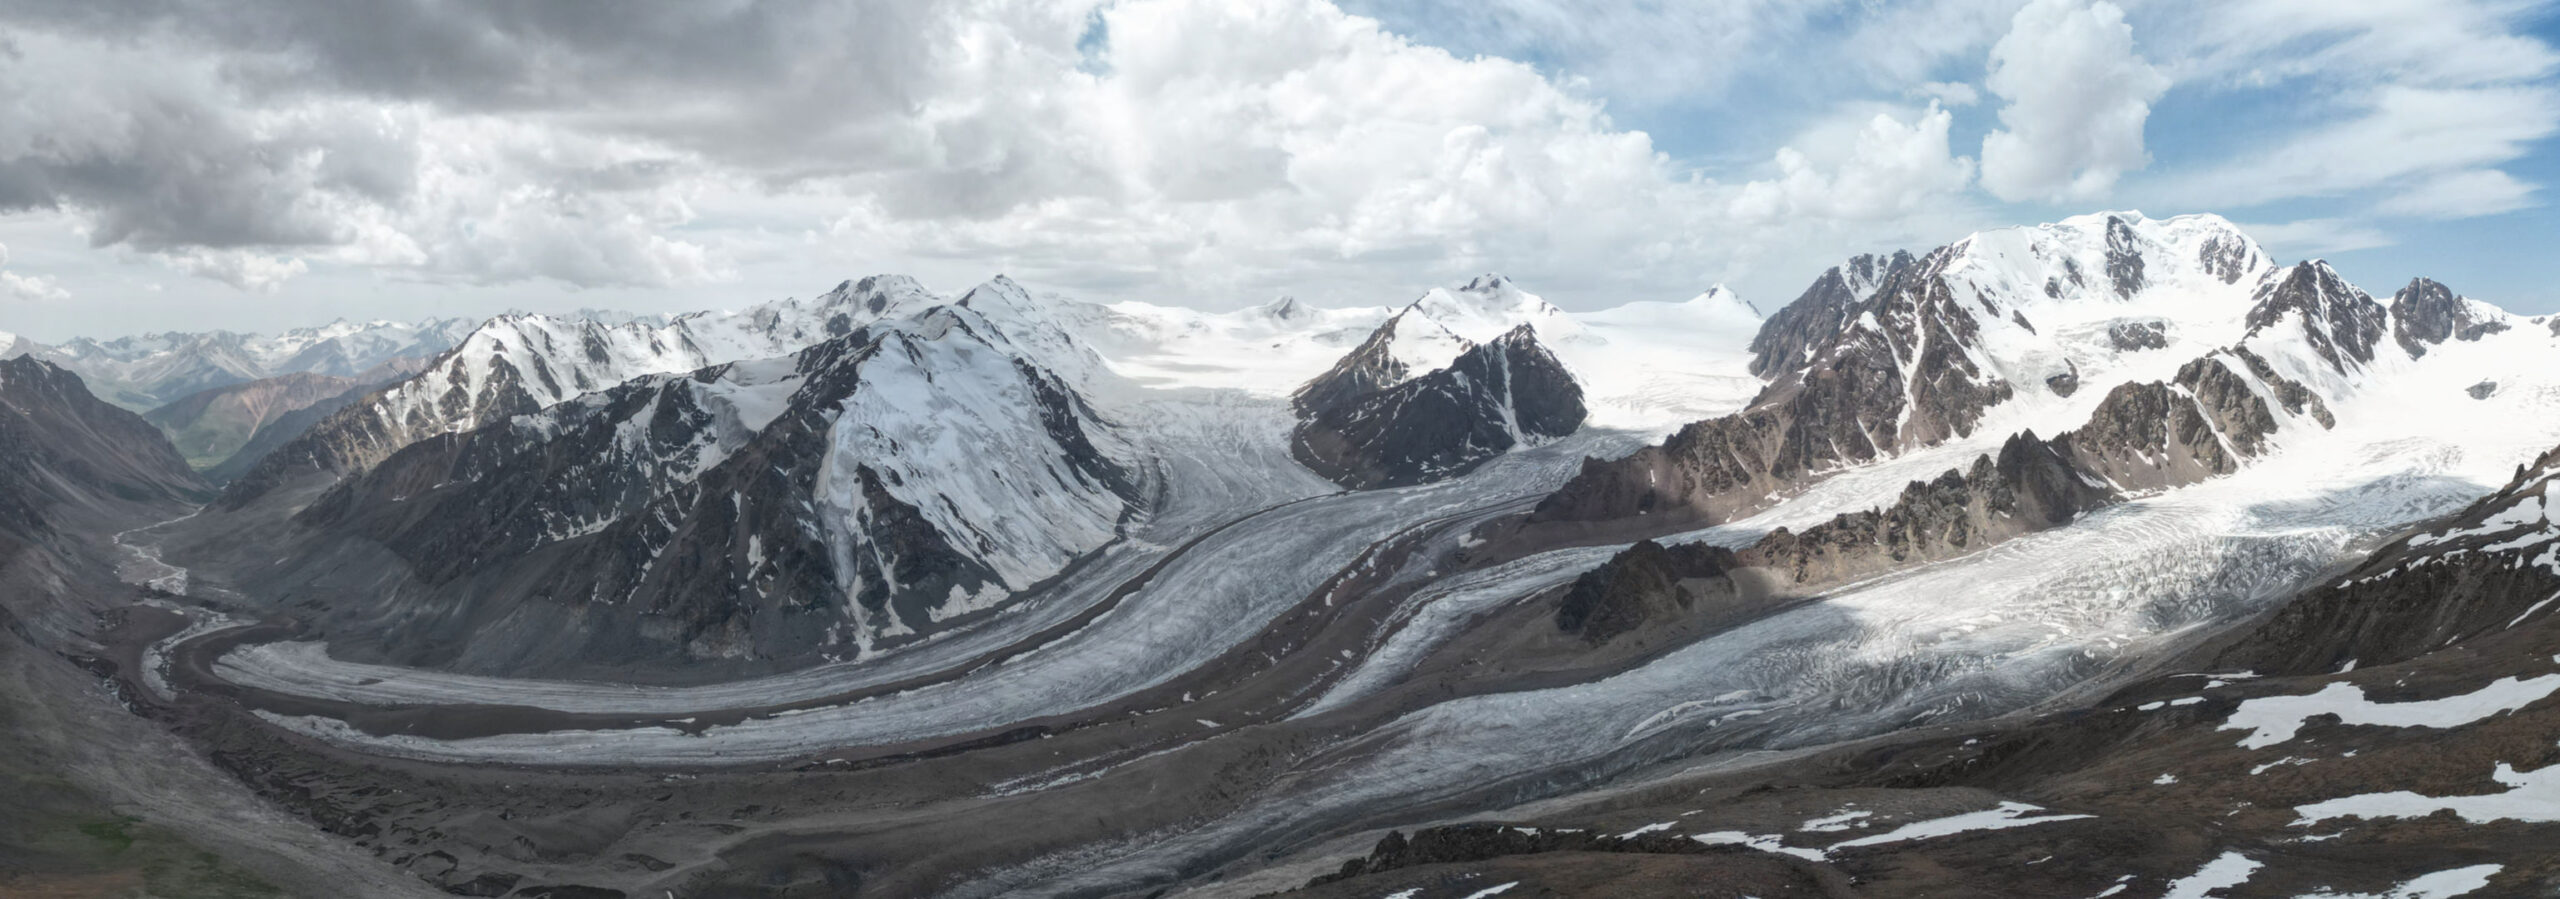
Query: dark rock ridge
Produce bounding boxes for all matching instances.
[1742,431,2117,587]
[2225,345,2337,428]
[2388,277,2507,358]
[2217,442,2560,675]
[1557,340,2342,638]
[219,275,923,511]
[0,358,206,542]
[1531,239,2025,528]
[2241,261,2387,373]
[1292,323,1585,489]
[2101,213,2148,297]
[1553,540,1745,644]
[267,308,1139,676]
[1746,250,1915,379]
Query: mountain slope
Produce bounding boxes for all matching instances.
[0,358,205,543]
[1293,324,1587,489]
[220,275,935,509]
[143,371,368,470]
[1520,213,2290,535]
[249,289,1142,676]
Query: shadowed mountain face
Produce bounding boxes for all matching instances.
[0,358,205,543]
[1293,323,1586,489]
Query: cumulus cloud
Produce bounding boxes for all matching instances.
[0,26,728,291]
[163,249,309,292]
[1729,103,1976,223]
[1978,0,2168,203]
[0,242,71,301]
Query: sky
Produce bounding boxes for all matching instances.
[0,0,2554,341]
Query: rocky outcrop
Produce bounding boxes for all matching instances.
[2101,214,2148,297]
[1554,540,1744,644]
[2062,350,2323,492]
[2389,277,2507,358]
[1743,431,2116,586]
[1293,324,1585,489]
[2106,320,2168,352]
[2225,346,2336,427]
[2242,261,2388,373]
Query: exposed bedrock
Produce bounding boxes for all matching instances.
[1292,324,1586,489]
[2389,277,2507,358]
[1531,243,2018,532]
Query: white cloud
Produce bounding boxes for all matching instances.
[0,31,727,292]
[0,241,70,301]
[2374,169,2539,220]
[2170,85,2559,209]
[1729,103,1977,224]
[1978,0,2168,203]
[2160,0,2557,91]
[1913,81,1982,107]
[2146,0,2558,222]
[824,0,1958,306]
[2236,217,2395,255]
[165,250,311,292]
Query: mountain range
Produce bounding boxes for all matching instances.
[7,211,2560,897]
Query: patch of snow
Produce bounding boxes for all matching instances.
[2163,852,2261,899]
[1827,802,2092,851]
[2294,761,2560,826]
[2221,675,2560,750]
[2294,864,2503,899]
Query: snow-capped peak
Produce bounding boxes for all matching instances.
[1406,273,1580,344]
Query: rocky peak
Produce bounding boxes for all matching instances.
[2242,261,2388,373]
[1291,321,1585,489]
[2388,277,2507,358]
[1293,309,1471,417]
[1747,251,1917,378]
